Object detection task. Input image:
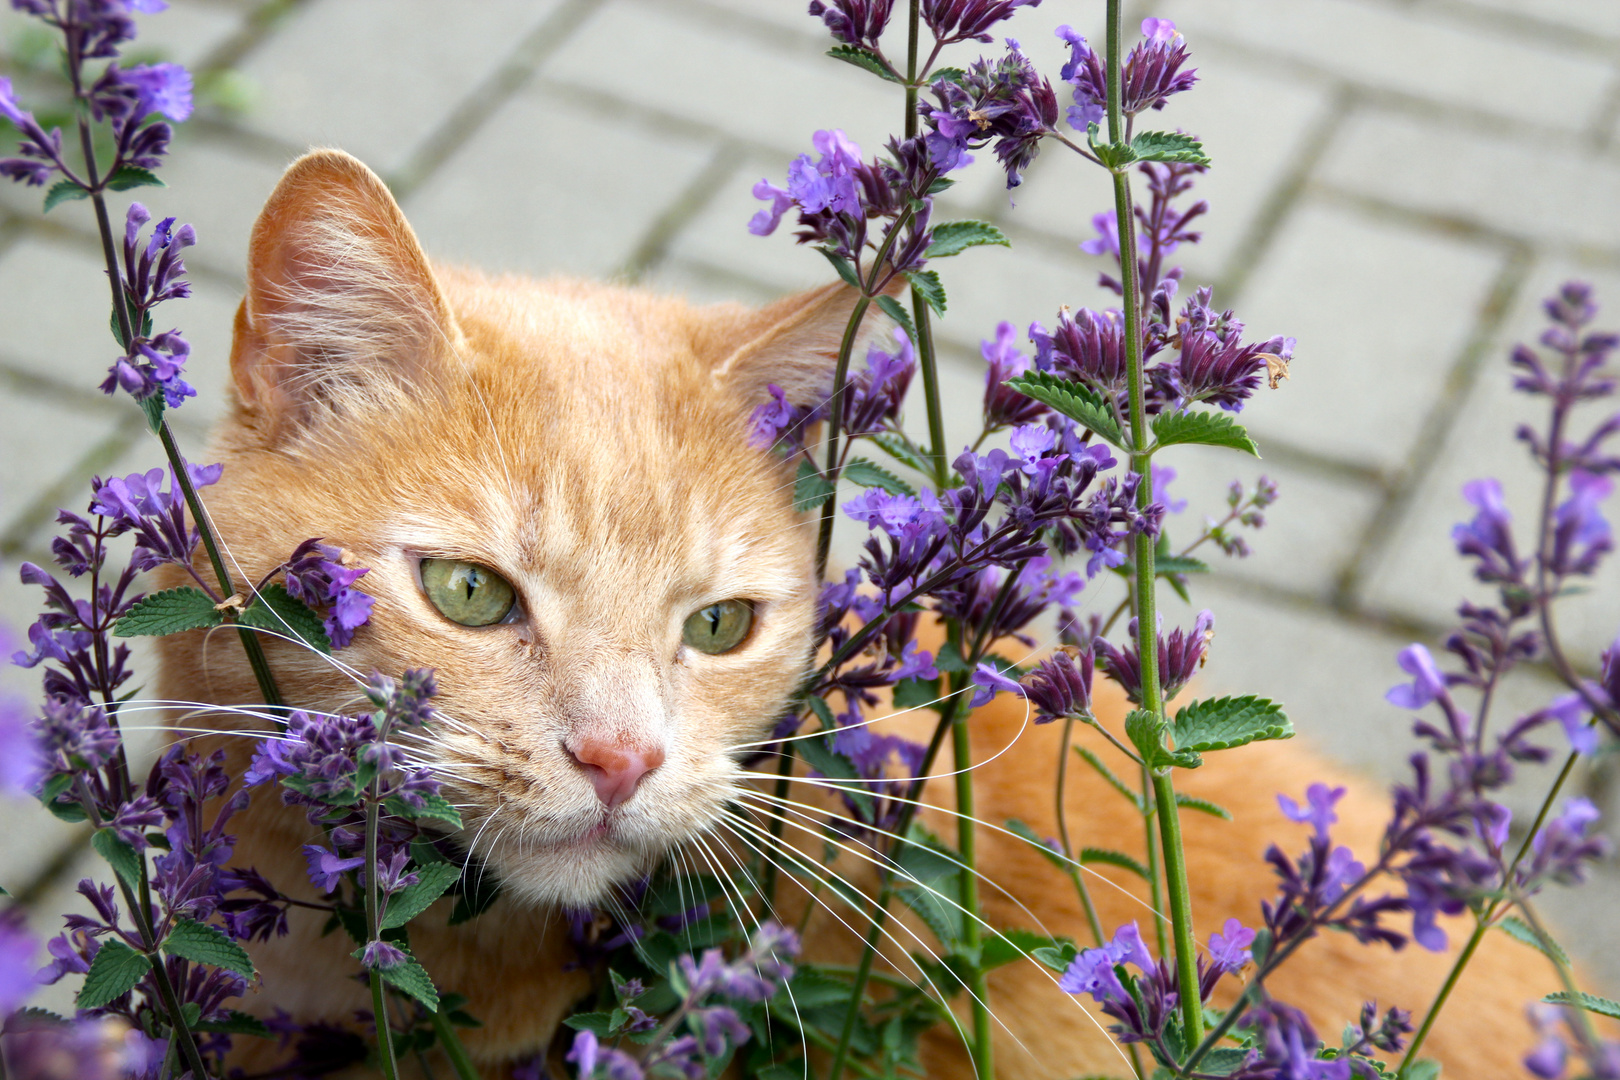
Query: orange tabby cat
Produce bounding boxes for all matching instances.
[155,149,1552,1079]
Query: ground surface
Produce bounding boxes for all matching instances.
[1,0,1617,1022]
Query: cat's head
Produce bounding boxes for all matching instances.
[183,150,863,907]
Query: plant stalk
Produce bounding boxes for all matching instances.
[951,718,994,1080]
[365,796,401,1080]
[427,1009,482,1080]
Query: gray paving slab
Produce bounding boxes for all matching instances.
[1231,197,1508,470]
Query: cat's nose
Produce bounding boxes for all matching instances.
[565,735,666,807]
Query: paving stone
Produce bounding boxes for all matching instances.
[1444,0,1620,39]
[236,0,567,175]
[544,0,901,160]
[131,138,290,283]
[0,235,243,430]
[0,386,114,536]
[1320,108,1620,255]
[1231,198,1506,470]
[0,0,242,69]
[405,88,716,280]
[1360,259,1620,659]
[1155,0,1615,131]
[1000,44,1334,285]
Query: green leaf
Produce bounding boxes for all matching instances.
[113,587,223,637]
[892,675,942,713]
[826,43,901,82]
[139,394,164,433]
[1498,915,1570,967]
[91,830,143,890]
[564,1011,617,1036]
[1086,122,1136,169]
[1073,745,1144,811]
[1003,370,1124,447]
[793,460,836,513]
[194,1010,274,1037]
[897,882,963,949]
[1151,410,1260,456]
[1080,847,1151,882]
[843,457,914,496]
[237,583,332,654]
[796,733,875,821]
[162,917,255,977]
[903,269,946,316]
[1174,794,1232,820]
[381,863,463,930]
[42,179,89,213]
[1155,556,1209,576]
[1405,1060,1440,1080]
[1542,990,1620,1021]
[77,938,151,1008]
[979,928,1056,970]
[373,947,440,1012]
[779,967,856,1009]
[925,220,1010,258]
[874,294,917,346]
[385,792,463,829]
[1031,942,1078,973]
[867,431,933,476]
[39,773,87,823]
[105,165,167,191]
[1125,709,1172,768]
[817,246,862,290]
[1129,130,1211,166]
[1170,696,1292,753]
[928,66,968,86]
[1005,818,1066,870]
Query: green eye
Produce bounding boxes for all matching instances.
[420,558,516,627]
[682,600,754,655]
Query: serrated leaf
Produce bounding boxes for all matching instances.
[1498,915,1570,967]
[1004,370,1124,447]
[1151,410,1259,456]
[1080,847,1151,882]
[1125,708,1168,765]
[1130,130,1211,166]
[39,773,86,823]
[1542,990,1620,1020]
[903,269,946,316]
[1174,794,1232,820]
[1032,942,1078,973]
[843,457,914,496]
[826,43,901,82]
[779,967,855,1009]
[898,883,963,949]
[42,179,89,213]
[816,246,862,290]
[892,675,942,714]
[563,1011,616,1036]
[979,928,1055,970]
[1170,696,1292,753]
[194,1010,274,1037]
[1073,745,1144,811]
[139,393,164,433]
[237,583,332,654]
[385,792,463,829]
[874,294,917,346]
[77,938,150,1008]
[105,164,166,191]
[113,587,223,637]
[91,830,143,890]
[1086,122,1137,169]
[793,460,836,513]
[162,917,255,977]
[1005,818,1066,870]
[1155,556,1209,576]
[1405,1061,1440,1080]
[381,863,462,930]
[929,66,968,86]
[867,431,932,475]
[925,220,1010,258]
[371,946,439,1012]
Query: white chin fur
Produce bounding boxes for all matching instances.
[489,839,664,909]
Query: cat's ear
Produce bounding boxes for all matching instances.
[707,282,875,410]
[231,149,460,439]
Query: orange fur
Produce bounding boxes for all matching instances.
[155,151,1552,1079]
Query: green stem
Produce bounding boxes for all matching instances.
[1104,0,1200,1048]
[914,291,948,490]
[365,796,401,1080]
[1056,714,1106,948]
[1141,766,1166,960]
[758,742,797,916]
[814,295,874,580]
[826,905,887,1080]
[427,1008,481,1080]
[952,719,994,1080]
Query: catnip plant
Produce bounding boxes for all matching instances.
[0,1,1615,1080]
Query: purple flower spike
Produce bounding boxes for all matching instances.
[1385,644,1448,711]
[1206,917,1255,974]
[969,661,1024,707]
[122,62,193,122]
[302,845,365,893]
[921,0,1042,46]
[1277,782,1346,843]
[808,0,895,49]
[0,910,38,1015]
[359,939,407,971]
[1021,645,1093,723]
[1549,469,1613,578]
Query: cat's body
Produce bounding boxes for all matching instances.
[157,151,1549,1079]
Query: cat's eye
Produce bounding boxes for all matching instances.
[420,558,517,627]
[682,600,754,655]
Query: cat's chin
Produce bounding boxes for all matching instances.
[486,831,666,910]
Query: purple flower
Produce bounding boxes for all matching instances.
[282,538,376,648]
[302,845,364,893]
[359,939,407,971]
[569,1029,602,1079]
[1549,469,1613,577]
[1095,611,1213,704]
[0,910,39,1015]
[969,661,1024,706]
[981,321,1047,429]
[121,62,192,121]
[1452,478,1524,586]
[808,0,894,48]
[1385,644,1448,711]
[923,41,1058,187]
[1278,783,1346,842]
[1078,211,1119,258]
[1020,645,1093,723]
[1152,466,1187,514]
[1206,917,1255,974]
[921,0,1041,45]
[0,695,42,797]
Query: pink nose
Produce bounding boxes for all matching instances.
[565,735,665,807]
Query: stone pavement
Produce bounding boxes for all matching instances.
[3,0,1619,1014]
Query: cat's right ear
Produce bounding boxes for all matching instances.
[707,281,877,413]
[232,149,461,443]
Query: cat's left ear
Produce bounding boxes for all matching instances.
[231,149,462,441]
[706,282,877,412]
